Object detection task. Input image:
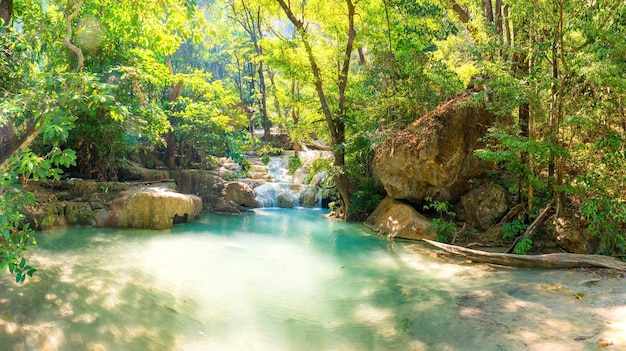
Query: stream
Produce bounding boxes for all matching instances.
[1,208,625,350]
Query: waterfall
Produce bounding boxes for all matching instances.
[255,183,299,208]
[252,151,332,208]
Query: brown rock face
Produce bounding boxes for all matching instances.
[457,183,508,230]
[221,182,259,208]
[364,197,432,240]
[102,187,202,230]
[214,182,259,213]
[373,94,496,204]
[548,216,599,254]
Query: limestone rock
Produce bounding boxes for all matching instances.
[221,182,259,208]
[120,162,170,181]
[177,170,225,207]
[102,187,202,230]
[457,183,508,230]
[372,93,496,204]
[299,185,320,208]
[364,197,432,240]
[23,203,67,230]
[214,182,259,213]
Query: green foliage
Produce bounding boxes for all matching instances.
[261,155,271,165]
[427,218,457,244]
[306,158,333,184]
[239,159,252,172]
[347,179,383,221]
[502,218,528,240]
[423,197,457,243]
[0,71,84,282]
[515,238,533,255]
[288,156,302,175]
[257,145,283,157]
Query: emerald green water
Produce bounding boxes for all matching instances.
[1,208,625,350]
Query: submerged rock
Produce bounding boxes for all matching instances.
[99,187,202,230]
[364,197,432,240]
[372,93,496,204]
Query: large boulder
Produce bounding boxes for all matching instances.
[364,197,432,240]
[299,185,320,208]
[547,216,599,254]
[176,170,225,207]
[457,183,508,230]
[214,182,259,213]
[100,187,202,230]
[221,182,259,207]
[372,93,496,204]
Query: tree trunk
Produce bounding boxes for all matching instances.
[258,57,270,144]
[421,239,626,271]
[0,115,45,170]
[482,0,494,23]
[164,57,184,170]
[63,0,85,72]
[275,0,357,218]
[0,0,12,27]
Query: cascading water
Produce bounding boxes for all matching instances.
[253,150,332,208]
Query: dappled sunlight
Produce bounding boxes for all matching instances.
[1,209,625,350]
[597,305,626,347]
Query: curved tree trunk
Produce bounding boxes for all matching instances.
[63,0,84,72]
[275,0,357,218]
[421,239,626,271]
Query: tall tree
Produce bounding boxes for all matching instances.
[228,0,271,143]
[274,0,358,217]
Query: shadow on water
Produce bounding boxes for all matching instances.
[318,242,622,351]
[1,208,624,350]
[0,233,203,351]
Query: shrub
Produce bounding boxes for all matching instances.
[288,156,302,175]
[423,197,456,243]
[257,145,283,157]
[306,158,332,184]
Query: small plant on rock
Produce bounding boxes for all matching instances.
[423,197,457,243]
[288,156,302,175]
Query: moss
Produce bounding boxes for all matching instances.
[64,202,94,226]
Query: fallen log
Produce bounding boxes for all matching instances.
[422,239,626,271]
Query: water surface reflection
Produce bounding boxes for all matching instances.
[1,208,625,350]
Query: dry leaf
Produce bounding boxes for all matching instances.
[598,340,613,348]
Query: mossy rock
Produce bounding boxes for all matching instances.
[23,203,67,230]
[64,202,94,226]
[104,187,202,230]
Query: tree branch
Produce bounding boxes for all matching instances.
[63,0,84,72]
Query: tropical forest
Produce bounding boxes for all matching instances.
[1,0,625,349]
